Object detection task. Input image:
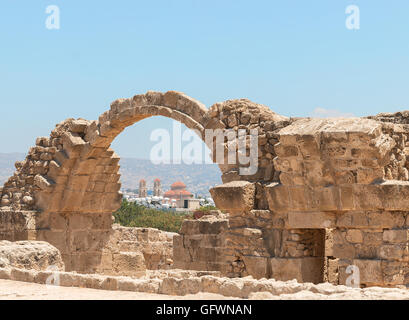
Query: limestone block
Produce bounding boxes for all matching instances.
[373,134,396,162]
[10,269,36,283]
[339,185,354,210]
[352,185,384,211]
[160,277,202,296]
[172,248,192,267]
[287,186,311,211]
[105,182,121,193]
[201,276,227,294]
[274,143,299,158]
[60,191,86,212]
[72,159,98,175]
[356,168,384,184]
[242,255,269,279]
[383,229,409,243]
[353,259,383,286]
[198,220,229,234]
[326,258,339,284]
[113,252,146,275]
[354,244,379,259]
[36,137,50,147]
[61,132,86,158]
[47,160,61,180]
[379,244,407,260]
[191,247,225,262]
[183,234,225,248]
[36,230,68,254]
[69,119,90,133]
[210,181,256,213]
[362,231,383,246]
[297,135,321,159]
[346,230,363,243]
[34,174,54,191]
[332,243,356,259]
[178,220,200,235]
[278,172,305,186]
[218,279,249,298]
[312,186,339,211]
[381,260,409,286]
[265,183,290,213]
[270,257,324,284]
[288,212,335,229]
[368,211,405,229]
[0,240,64,271]
[66,175,90,192]
[389,184,409,210]
[100,276,119,291]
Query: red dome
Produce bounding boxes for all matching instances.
[154,178,161,182]
[163,190,192,198]
[178,190,193,196]
[171,181,186,189]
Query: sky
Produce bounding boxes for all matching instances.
[1,0,409,159]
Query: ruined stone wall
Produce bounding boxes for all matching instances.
[205,99,290,183]
[0,210,38,241]
[0,210,175,276]
[173,105,407,287]
[104,225,175,274]
[206,181,327,283]
[206,117,409,287]
[0,91,408,288]
[173,214,229,273]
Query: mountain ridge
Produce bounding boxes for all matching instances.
[0,153,222,196]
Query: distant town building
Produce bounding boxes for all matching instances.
[153,178,162,197]
[138,179,147,198]
[164,181,194,208]
[184,199,201,211]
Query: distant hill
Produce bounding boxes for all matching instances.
[0,153,222,196]
[119,158,222,196]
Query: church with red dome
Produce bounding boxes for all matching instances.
[163,181,194,202]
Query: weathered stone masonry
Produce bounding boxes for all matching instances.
[0,91,408,287]
[201,117,409,287]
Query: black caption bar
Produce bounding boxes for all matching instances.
[1,300,408,319]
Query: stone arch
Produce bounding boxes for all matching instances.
[0,90,290,215]
[32,91,212,214]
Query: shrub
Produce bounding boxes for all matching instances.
[197,205,218,212]
[113,199,192,233]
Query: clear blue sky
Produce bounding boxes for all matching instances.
[1,0,409,158]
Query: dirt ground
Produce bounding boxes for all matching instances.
[0,279,238,300]
[1,279,409,300]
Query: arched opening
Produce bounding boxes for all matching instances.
[111,116,222,204]
[107,116,223,272]
[110,115,222,231]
